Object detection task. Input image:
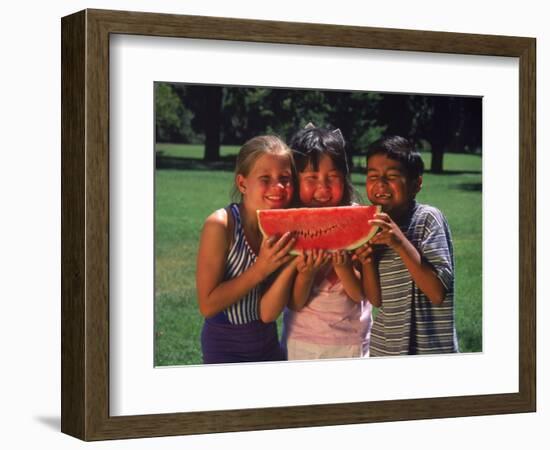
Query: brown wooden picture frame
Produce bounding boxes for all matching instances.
[61,8,536,441]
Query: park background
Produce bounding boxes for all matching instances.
[154,83,483,365]
[2,1,547,449]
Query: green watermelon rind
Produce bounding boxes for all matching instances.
[257,205,382,256]
[342,204,382,252]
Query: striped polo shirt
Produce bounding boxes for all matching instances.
[369,201,458,356]
[219,203,261,325]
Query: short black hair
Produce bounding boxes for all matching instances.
[366,136,424,179]
[289,126,356,205]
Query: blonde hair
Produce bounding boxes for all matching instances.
[231,135,295,201]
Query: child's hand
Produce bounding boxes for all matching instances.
[352,243,376,265]
[296,249,330,277]
[256,233,296,278]
[331,250,352,269]
[369,213,407,250]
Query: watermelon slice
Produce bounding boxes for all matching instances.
[257,205,381,255]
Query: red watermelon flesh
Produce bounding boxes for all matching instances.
[257,205,381,255]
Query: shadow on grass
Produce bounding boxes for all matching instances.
[453,182,482,192]
[352,182,482,193]
[434,169,482,175]
[350,167,482,176]
[156,153,236,171]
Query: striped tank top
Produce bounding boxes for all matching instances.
[219,203,261,325]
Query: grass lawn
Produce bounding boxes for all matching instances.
[155,144,482,366]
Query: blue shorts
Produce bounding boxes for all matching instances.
[201,319,283,364]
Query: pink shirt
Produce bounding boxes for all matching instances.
[282,267,372,350]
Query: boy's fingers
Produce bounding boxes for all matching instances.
[375,213,390,221]
[372,234,390,245]
[371,235,383,245]
[369,219,391,228]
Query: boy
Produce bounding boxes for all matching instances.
[356,136,458,356]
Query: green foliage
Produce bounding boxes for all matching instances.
[155,83,481,168]
[154,83,196,143]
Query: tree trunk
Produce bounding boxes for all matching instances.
[430,146,444,174]
[379,95,412,137]
[204,87,223,161]
[429,97,451,174]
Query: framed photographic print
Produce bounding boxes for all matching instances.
[152,83,481,368]
[61,9,536,441]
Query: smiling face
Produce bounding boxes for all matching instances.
[366,153,422,219]
[236,152,294,211]
[298,154,345,207]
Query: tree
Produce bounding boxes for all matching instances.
[376,94,482,173]
[203,87,223,161]
[156,83,481,169]
[154,83,195,143]
[417,95,482,173]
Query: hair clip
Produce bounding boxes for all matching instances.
[331,128,344,141]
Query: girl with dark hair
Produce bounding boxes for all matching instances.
[281,124,373,360]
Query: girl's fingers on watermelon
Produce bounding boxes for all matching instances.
[269,233,293,256]
[279,254,294,266]
[272,232,292,249]
[313,250,327,268]
[333,250,349,266]
[310,249,317,264]
[298,251,318,274]
[343,251,351,264]
[277,236,296,257]
[311,250,321,268]
[262,234,277,248]
[354,244,374,264]
[295,254,307,272]
[353,245,366,258]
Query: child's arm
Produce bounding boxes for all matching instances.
[331,251,364,303]
[369,213,446,305]
[289,250,330,311]
[353,244,382,307]
[257,259,298,323]
[196,210,295,318]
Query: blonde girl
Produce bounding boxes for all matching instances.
[196,135,297,364]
